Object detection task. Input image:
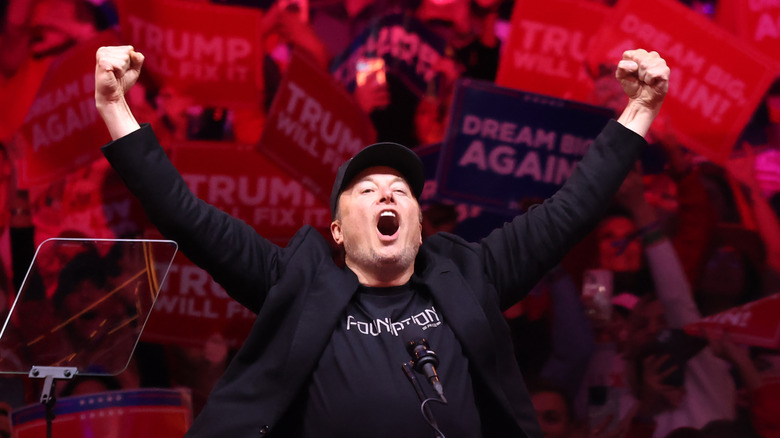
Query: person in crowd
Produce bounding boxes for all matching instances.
[695,224,765,317]
[0,0,101,144]
[570,161,735,437]
[412,0,500,146]
[421,202,459,238]
[622,288,736,438]
[309,0,410,61]
[705,333,771,437]
[643,115,717,286]
[530,382,579,438]
[423,0,503,82]
[510,265,595,405]
[231,0,332,144]
[94,41,668,437]
[50,248,139,380]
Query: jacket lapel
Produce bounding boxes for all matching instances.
[284,259,359,385]
[417,253,518,420]
[418,257,497,370]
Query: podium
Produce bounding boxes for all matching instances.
[0,238,178,437]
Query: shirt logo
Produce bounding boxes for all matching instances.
[346,306,442,337]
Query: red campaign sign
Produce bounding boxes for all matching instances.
[116,0,264,108]
[170,142,331,241]
[586,0,777,164]
[496,0,609,102]
[729,0,780,65]
[17,31,119,188]
[258,51,377,205]
[684,293,780,349]
[12,389,191,438]
[713,0,740,35]
[140,142,330,349]
[141,253,256,350]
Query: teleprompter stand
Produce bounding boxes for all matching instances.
[28,366,77,438]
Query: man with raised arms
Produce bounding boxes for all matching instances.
[94,45,669,437]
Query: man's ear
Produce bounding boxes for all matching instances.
[331,220,343,245]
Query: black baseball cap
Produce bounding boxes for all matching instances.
[330,142,425,219]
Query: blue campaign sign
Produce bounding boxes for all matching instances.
[416,142,516,242]
[415,142,442,203]
[437,79,613,213]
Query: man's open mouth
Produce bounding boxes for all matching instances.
[377,211,399,236]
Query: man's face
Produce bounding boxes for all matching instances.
[331,166,422,277]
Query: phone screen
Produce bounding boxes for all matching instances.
[356,58,386,87]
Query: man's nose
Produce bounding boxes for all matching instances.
[378,187,395,203]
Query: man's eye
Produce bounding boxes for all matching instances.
[361,188,374,194]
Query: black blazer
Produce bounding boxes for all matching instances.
[102,120,645,437]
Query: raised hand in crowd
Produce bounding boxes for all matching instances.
[413,52,463,145]
[354,69,390,114]
[705,331,762,392]
[635,355,686,417]
[615,164,660,232]
[260,1,330,69]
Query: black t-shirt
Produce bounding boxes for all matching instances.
[290,282,482,438]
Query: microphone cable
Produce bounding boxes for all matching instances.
[402,361,447,438]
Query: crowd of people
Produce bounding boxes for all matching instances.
[1,0,780,437]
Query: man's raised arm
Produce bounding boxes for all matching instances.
[614,49,670,138]
[94,45,144,140]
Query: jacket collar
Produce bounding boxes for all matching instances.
[284,258,360,385]
[414,246,518,420]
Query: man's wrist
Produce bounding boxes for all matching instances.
[617,101,660,138]
[96,99,141,140]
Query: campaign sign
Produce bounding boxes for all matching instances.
[116,0,263,108]
[436,79,612,213]
[496,0,609,102]
[17,31,119,187]
[417,142,515,241]
[416,142,444,204]
[729,0,780,65]
[684,293,780,349]
[330,13,448,96]
[259,51,376,205]
[586,0,777,164]
[171,142,331,242]
[142,253,256,349]
[12,389,191,438]
[138,141,330,348]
